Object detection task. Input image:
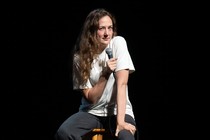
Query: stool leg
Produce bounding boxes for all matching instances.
[92,134,103,140]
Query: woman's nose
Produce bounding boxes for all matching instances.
[104,29,108,37]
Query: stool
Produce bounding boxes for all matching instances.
[92,129,105,140]
[82,128,115,140]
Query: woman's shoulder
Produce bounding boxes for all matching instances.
[111,36,127,47]
[112,36,126,42]
[73,53,80,62]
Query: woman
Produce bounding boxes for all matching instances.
[55,8,137,140]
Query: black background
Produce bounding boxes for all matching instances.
[5,1,183,140]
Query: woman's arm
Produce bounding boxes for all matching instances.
[82,72,110,104]
[115,69,136,136]
[115,69,129,124]
[82,58,117,104]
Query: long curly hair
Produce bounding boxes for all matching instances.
[73,8,117,86]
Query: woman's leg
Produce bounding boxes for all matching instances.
[54,112,101,140]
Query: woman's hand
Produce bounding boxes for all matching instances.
[115,122,136,137]
[106,57,117,73]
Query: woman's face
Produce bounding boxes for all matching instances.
[97,15,113,48]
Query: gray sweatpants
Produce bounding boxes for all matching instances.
[54,112,137,140]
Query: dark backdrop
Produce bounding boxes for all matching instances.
[5,1,181,140]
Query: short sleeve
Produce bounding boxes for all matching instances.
[111,36,135,73]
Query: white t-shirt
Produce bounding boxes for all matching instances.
[73,36,135,119]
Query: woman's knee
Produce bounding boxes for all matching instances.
[118,129,135,140]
